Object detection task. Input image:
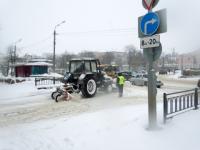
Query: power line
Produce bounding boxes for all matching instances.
[21,34,52,49]
[59,27,137,36]
[19,27,138,53]
[20,28,137,48]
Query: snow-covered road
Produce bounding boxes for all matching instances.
[0,76,197,126]
[0,82,149,126]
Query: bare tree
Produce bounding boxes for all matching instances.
[56,51,76,71]
[42,52,53,62]
[0,53,7,76]
[125,45,145,71]
[193,56,197,68]
[125,45,136,70]
[79,50,95,58]
[5,45,15,76]
[102,52,115,65]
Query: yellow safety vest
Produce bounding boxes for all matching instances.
[118,76,125,85]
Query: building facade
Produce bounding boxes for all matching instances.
[15,62,52,77]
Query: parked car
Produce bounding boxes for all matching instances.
[117,71,133,81]
[130,74,163,88]
[159,69,168,75]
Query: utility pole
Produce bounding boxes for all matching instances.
[53,30,56,74]
[53,21,65,84]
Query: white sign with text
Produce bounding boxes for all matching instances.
[140,34,160,49]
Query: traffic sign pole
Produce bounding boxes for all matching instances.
[147,48,157,129]
[140,11,159,129]
[138,0,167,130]
[139,0,166,129]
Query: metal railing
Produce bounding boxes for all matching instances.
[163,88,200,123]
[35,77,63,87]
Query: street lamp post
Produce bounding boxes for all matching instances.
[53,21,65,84]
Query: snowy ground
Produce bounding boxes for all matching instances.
[0,74,199,150]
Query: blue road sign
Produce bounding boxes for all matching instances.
[140,12,160,36]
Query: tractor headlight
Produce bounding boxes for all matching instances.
[64,73,71,81]
[79,74,86,80]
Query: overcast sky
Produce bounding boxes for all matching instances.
[0,0,200,56]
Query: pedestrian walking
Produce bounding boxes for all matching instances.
[117,73,125,97]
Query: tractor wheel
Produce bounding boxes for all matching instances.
[157,85,161,88]
[51,92,57,99]
[81,78,97,98]
[55,94,62,102]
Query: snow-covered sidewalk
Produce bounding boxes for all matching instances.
[0,103,200,150]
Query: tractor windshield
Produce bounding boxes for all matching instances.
[70,61,84,74]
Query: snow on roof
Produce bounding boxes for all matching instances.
[15,62,53,66]
[26,62,53,66]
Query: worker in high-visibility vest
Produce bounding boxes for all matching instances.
[117,73,125,97]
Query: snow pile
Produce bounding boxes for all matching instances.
[31,72,63,78]
[0,80,53,102]
[169,70,182,79]
[158,70,199,84]
[47,72,64,78]
[158,70,182,79]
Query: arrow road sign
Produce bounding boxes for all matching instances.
[138,9,167,38]
[140,12,160,36]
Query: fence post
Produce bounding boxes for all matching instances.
[53,77,55,84]
[194,88,198,110]
[163,93,168,124]
[35,78,37,86]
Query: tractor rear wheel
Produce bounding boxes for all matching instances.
[81,78,97,98]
